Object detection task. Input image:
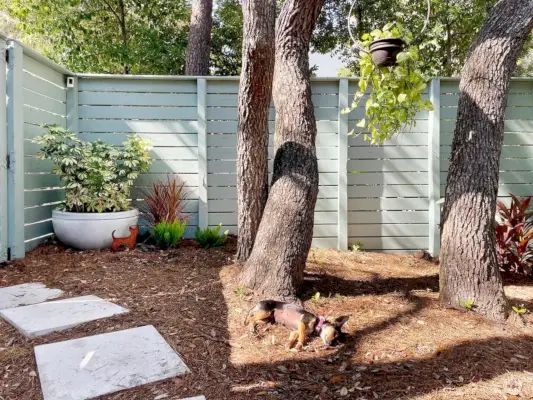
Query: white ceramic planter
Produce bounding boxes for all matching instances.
[52,209,139,250]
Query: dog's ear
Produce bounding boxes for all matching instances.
[334,315,349,328]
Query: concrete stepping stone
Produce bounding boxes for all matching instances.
[0,283,63,310]
[0,295,128,337]
[35,325,190,400]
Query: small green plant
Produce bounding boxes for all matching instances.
[312,292,321,301]
[334,293,347,301]
[140,176,190,228]
[350,242,364,252]
[344,22,433,143]
[512,305,527,314]
[234,287,246,298]
[460,299,475,310]
[34,125,152,212]
[195,223,229,249]
[151,220,187,250]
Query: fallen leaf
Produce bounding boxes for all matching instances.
[277,365,288,373]
[339,387,348,396]
[28,371,37,377]
[210,329,216,337]
[329,375,345,384]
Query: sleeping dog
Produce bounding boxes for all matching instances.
[244,300,349,350]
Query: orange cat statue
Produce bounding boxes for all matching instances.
[111,226,139,252]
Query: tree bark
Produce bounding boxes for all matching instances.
[239,0,324,300]
[440,0,533,321]
[185,0,213,75]
[236,0,276,263]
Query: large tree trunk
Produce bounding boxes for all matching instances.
[185,0,213,75]
[440,0,533,321]
[239,0,324,300]
[236,0,276,263]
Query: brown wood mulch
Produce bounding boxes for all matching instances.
[1,239,533,400]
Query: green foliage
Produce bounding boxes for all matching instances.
[211,0,243,76]
[460,299,475,310]
[495,194,533,276]
[321,0,501,77]
[195,224,229,249]
[349,242,364,252]
[151,220,187,250]
[312,292,321,301]
[140,176,189,228]
[234,286,246,298]
[33,125,152,213]
[4,0,189,74]
[344,23,433,143]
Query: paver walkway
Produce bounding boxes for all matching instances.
[0,283,198,399]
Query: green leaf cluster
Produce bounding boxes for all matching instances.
[33,125,152,213]
[344,23,433,144]
[151,220,187,250]
[5,0,189,74]
[195,223,229,249]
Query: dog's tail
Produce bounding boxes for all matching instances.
[112,230,117,240]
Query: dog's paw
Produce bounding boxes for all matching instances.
[294,343,303,352]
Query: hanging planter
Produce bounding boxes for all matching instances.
[368,37,405,67]
[347,0,429,68]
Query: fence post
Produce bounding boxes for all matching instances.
[338,79,349,250]
[428,78,441,256]
[6,41,25,259]
[66,76,79,133]
[0,40,8,262]
[197,78,208,230]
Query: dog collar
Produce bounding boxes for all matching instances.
[315,316,326,333]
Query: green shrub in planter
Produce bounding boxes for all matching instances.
[344,22,434,144]
[33,125,152,212]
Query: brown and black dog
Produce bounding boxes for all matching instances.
[244,300,349,350]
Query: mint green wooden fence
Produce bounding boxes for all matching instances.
[2,40,533,261]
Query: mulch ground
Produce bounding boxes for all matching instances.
[1,239,533,400]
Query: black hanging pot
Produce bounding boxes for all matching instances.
[369,38,405,67]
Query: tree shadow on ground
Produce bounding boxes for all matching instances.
[300,272,440,300]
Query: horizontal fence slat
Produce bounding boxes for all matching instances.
[349,211,429,224]
[79,79,197,93]
[24,189,65,207]
[23,106,66,126]
[348,158,428,172]
[348,172,429,185]
[79,119,198,133]
[348,236,428,250]
[24,204,56,224]
[78,132,198,147]
[23,72,66,100]
[25,219,53,241]
[79,106,198,120]
[79,91,197,107]
[207,146,338,160]
[348,185,428,198]
[23,54,65,88]
[24,88,66,116]
[348,198,428,211]
[348,224,428,237]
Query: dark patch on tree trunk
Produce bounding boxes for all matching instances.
[236,0,276,263]
[440,0,533,321]
[239,0,325,300]
[185,0,213,76]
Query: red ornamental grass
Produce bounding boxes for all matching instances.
[140,176,190,227]
[495,193,533,276]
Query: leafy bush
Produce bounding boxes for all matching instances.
[140,176,189,227]
[34,125,152,212]
[195,224,229,249]
[151,220,187,249]
[344,22,434,143]
[495,194,533,276]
